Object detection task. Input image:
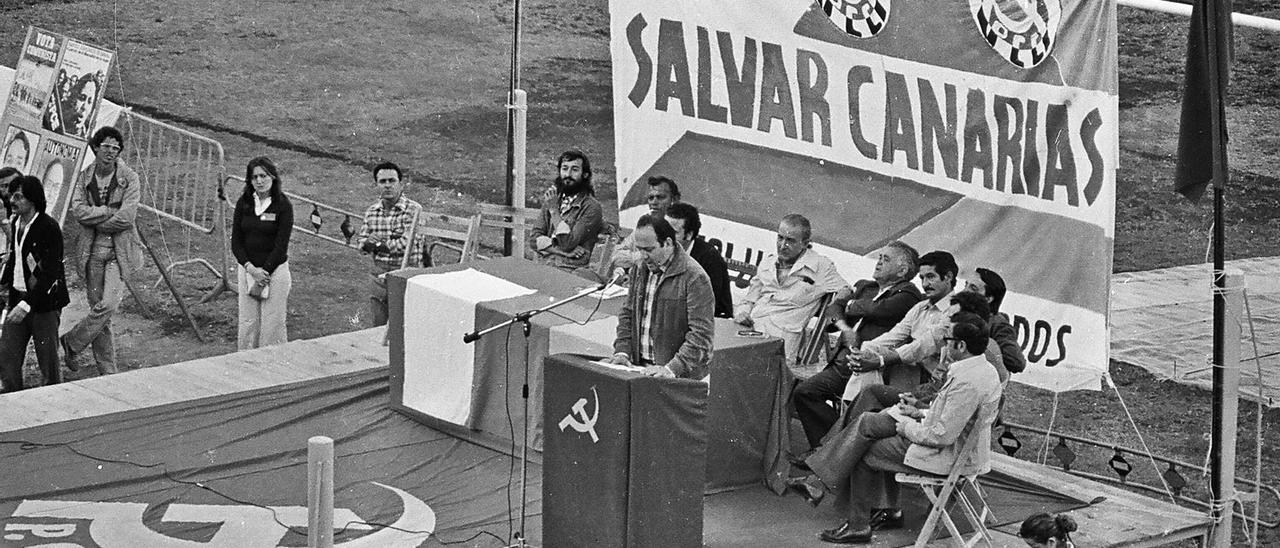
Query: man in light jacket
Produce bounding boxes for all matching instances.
[61,126,144,375]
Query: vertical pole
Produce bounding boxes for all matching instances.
[511,90,528,256]
[502,0,524,256]
[1204,0,1231,544]
[1210,270,1242,546]
[308,436,334,548]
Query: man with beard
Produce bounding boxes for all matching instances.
[356,161,423,327]
[734,214,848,364]
[61,126,144,375]
[529,150,605,274]
[791,241,923,454]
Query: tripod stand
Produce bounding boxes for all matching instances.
[462,278,619,547]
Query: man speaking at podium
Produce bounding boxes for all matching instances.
[608,214,715,379]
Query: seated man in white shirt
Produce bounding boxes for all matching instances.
[733,214,848,363]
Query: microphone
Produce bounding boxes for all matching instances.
[599,270,626,291]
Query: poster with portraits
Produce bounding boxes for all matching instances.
[0,27,114,222]
[34,134,83,224]
[2,125,39,173]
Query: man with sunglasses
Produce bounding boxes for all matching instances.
[785,312,1002,544]
[61,126,144,375]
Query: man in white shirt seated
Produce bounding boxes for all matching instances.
[734,214,848,363]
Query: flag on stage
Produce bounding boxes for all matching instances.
[1174,0,1233,201]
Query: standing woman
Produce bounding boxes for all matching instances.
[0,176,70,392]
[231,157,293,350]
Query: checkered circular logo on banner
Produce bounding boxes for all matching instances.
[819,0,891,39]
[969,0,1061,68]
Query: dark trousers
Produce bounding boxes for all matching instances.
[793,364,851,448]
[0,309,62,393]
[807,411,921,527]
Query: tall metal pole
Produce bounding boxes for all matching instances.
[1204,0,1234,544]
[503,0,524,256]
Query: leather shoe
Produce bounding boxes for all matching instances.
[869,508,904,530]
[818,521,873,544]
[59,336,79,372]
[785,475,825,507]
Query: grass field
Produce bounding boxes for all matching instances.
[3,0,1280,544]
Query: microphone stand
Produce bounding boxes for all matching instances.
[462,276,621,547]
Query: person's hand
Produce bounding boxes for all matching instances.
[898,392,919,408]
[360,237,383,254]
[641,365,675,378]
[734,308,753,326]
[896,402,925,420]
[244,264,267,284]
[535,235,554,251]
[848,349,880,373]
[895,419,909,435]
[608,353,631,366]
[6,307,26,324]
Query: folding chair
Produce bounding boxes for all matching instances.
[420,212,483,265]
[476,202,541,259]
[795,292,837,367]
[896,417,996,548]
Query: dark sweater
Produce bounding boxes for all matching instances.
[689,238,733,318]
[231,194,293,273]
[2,213,70,312]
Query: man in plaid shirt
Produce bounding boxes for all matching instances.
[357,161,423,326]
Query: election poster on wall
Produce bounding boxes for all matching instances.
[610,0,1117,392]
[1,27,113,222]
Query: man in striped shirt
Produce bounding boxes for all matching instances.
[357,161,423,327]
[608,214,715,379]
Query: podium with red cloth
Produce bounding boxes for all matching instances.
[542,353,706,548]
[386,257,791,492]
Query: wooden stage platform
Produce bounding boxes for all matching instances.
[0,328,1211,547]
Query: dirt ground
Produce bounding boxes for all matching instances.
[4,0,1280,543]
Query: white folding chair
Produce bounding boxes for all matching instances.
[896,417,995,547]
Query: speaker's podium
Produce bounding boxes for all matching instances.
[542,353,707,548]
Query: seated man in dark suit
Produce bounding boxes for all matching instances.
[665,203,732,318]
[792,241,922,455]
[786,312,1003,544]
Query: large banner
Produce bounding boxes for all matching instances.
[1,27,114,220]
[610,0,1117,391]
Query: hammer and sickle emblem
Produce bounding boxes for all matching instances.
[557,386,601,443]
